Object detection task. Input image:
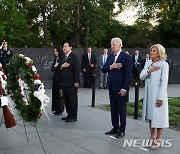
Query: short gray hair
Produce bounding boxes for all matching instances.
[111,37,123,47]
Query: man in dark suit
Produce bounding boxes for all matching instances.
[142,53,150,67]
[165,53,171,65]
[102,37,132,138]
[60,41,80,122]
[0,40,13,72]
[81,47,97,88]
[132,50,143,86]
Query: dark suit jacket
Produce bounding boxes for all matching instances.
[81,53,97,70]
[132,55,144,73]
[165,58,171,65]
[0,48,13,69]
[102,51,132,92]
[60,52,80,87]
[99,54,109,69]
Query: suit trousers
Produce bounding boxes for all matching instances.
[109,88,126,133]
[83,67,94,88]
[100,71,107,87]
[63,87,78,119]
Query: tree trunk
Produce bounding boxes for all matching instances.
[85,20,89,48]
[74,0,81,48]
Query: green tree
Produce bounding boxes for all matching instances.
[122,0,180,47]
[0,0,29,47]
[77,0,123,48]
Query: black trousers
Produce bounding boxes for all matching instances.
[109,88,127,133]
[83,67,94,88]
[63,87,78,119]
[51,81,64,113]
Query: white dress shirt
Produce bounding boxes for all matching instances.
[103,54,107,65]
[114,50,121,62]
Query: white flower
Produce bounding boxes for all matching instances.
[0,63,2,67]
[0,71,4,76]
[1,80,7,89]
[3,75,7,80]
[25,57,32,62]
[26,60,32,65]
[32,66,37,72]
[19,54,24,57]
[33,91,40,97]
[25,57,32,65]
[34,79,41,85]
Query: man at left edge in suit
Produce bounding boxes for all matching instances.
[60,40,80,122]
[0,40,13,72]
[102,37,132,138]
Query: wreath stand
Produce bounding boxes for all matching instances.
[0,111,47,154]
[0,85,46,154]
[0,54,49,154]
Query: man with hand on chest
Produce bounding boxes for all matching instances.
[60,40,80,122]
[0,40,13,72]
[102,37,132,138]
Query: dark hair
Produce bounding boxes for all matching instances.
[54,45,63,57]
[64,40,74,49]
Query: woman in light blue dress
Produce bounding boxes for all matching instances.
[140,44,169,149]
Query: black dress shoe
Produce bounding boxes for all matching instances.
[115,132,125,138]
[66,118,77,122]
[61,116,69,120]
[50,112,56,115]
[105,128,119,135]
[54,112,61,115]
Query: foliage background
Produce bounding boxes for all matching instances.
[0,0,179,48]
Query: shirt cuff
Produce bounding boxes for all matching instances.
[110,65,113,70]
[121,89,126,92]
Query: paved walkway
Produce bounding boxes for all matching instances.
[0,84,179,154]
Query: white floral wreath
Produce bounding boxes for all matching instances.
[18,54,49,116]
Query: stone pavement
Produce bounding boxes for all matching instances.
[0,84,179,154]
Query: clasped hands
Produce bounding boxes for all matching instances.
[111,62,122,69]
[90,64,94,67]
[134,62,140,65]
[118,89,126,96]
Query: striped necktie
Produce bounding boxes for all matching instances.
[113,54,117,62]
[65,55,68,61]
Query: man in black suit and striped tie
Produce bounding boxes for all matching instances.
[81,47,97,88]
[60,41,80,122]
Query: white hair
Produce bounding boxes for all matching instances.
[111,37,123,47]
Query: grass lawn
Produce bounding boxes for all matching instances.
[169,97,180,107]
[97,97,180,131]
